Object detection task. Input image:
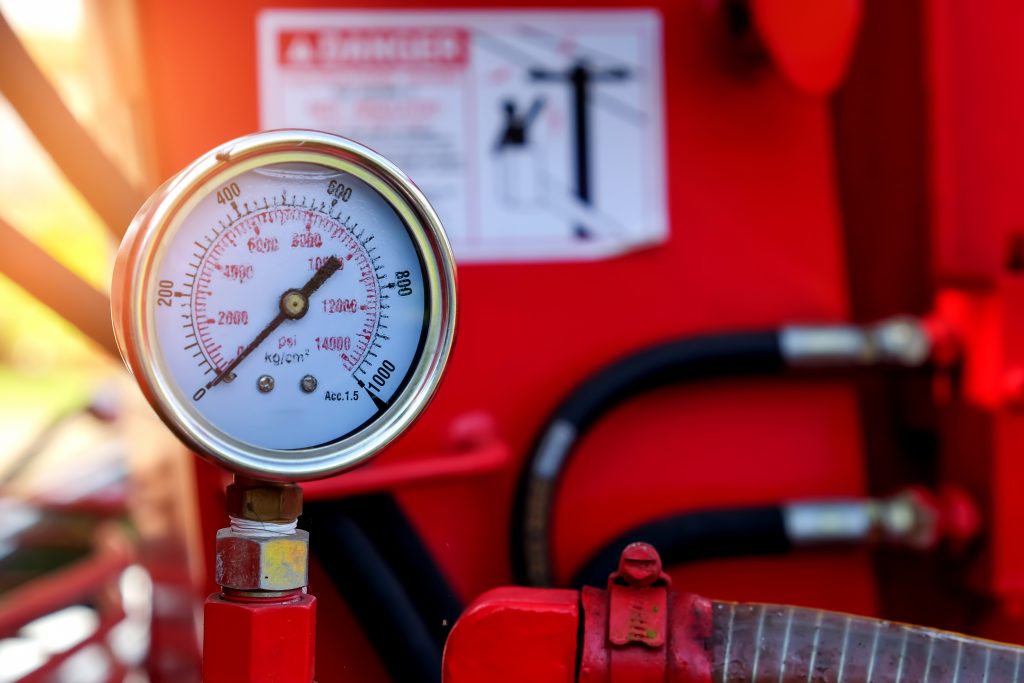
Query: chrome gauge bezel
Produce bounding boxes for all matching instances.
[112,130,457,481]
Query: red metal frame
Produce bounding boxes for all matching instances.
[0,526,135,682]
[19,611,126,683]
[0,539,131,639]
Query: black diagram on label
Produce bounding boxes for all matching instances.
[530,60,630,238]
[494,98,546,150]
[478,27,646,243]
[493,98,546,206]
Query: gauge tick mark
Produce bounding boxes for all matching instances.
[354,377,390,412]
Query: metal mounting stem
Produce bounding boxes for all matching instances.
[202,478,316,683]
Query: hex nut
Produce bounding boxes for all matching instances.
[215,527,309,591]
[226,481,302,522]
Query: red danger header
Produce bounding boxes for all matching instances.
[278,28,469,68]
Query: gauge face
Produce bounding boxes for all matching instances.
[158,162,427,450]
[113,131,456,480]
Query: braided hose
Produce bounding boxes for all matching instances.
[709,601,1022,683]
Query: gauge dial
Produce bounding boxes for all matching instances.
[112,130,456,480]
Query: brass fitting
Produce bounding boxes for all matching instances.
[217,478,308,592]
[226,478,302,523]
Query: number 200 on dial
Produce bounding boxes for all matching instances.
[112,130,457,481]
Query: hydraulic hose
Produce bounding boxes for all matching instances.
[305,496,461,683]
[572,506,790,588]
[513,318,934,586]
[328,494,462,648]
[514,331,784,586]
[571,490,967,587]
[704,599,1023,682]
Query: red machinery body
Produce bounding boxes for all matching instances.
[928,0,1024,624]
[445,544,1024,683]
[127,0,1021,680]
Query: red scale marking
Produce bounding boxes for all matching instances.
[191,206,381,373]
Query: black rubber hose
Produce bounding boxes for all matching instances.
[570,505,791,588]
[327,495,462,648]
[512,331,785,586]
[305,502,443,683]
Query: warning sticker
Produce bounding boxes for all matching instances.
[258,10,666,263]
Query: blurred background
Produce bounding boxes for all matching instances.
[0,3,198,680]
[0,0,139,459]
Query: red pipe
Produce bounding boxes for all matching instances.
[18,610,125,683]
[301,439,509,500]
[0,542,130,638]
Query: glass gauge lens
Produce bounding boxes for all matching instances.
[161,162,425,449]
[112,131,456,481]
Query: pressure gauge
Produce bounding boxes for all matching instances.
[112,130,456,481]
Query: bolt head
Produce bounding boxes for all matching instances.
[257,375,274,393]
[617,542,663,587]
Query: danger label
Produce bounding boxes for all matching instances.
[259,10,667,263]
[277,28,470,69]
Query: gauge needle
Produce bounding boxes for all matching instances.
[206,255,342,389]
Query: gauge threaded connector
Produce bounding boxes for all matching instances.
[226,479,303,523]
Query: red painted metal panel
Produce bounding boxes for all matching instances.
[135,1,873,679]
[928,0,1024,284]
